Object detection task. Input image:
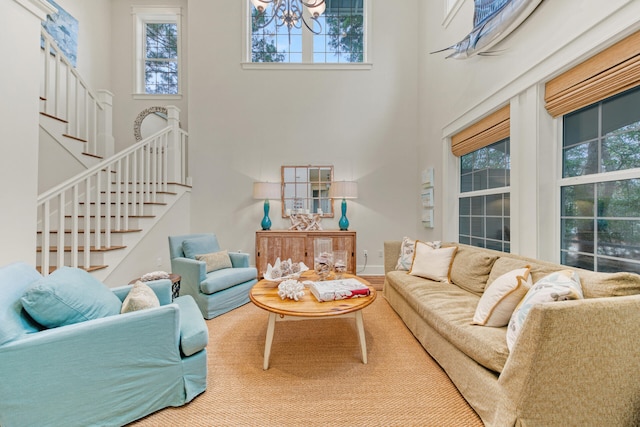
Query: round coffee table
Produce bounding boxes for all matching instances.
[249,273,376,370]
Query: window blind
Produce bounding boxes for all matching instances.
[545,30,640,117]
[451,105,510,157]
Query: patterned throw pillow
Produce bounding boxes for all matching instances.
[196,250,233,273]
[472,267,532,327]
[506,269,583,351]
[408,242,457,283]
[121,281,160,313]
[395,237,416,270]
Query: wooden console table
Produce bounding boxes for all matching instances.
[255,230,356,278]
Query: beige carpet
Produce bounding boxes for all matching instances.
[130,297,483,427]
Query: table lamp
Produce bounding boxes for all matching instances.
[253,182,281,230]
[329,181,358,231]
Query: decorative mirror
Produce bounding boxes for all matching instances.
[133,106,168,142]
[281,166,334,217]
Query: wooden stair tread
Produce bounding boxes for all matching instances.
[63,134,87,143]
[82,152,103,159]
[100,191,178,195]
[37,245,126,252]
[64,215,155,218]
[37,229,142,234]
[78,201,167,206]
[37,265,108,274]
[40,112,68,123]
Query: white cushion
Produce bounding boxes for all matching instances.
[506,269,583,351]
[408,242,457,283]
[472,267,532,327]
[121,281,160,313]
[395,236,416,270]
[196,250,233,273]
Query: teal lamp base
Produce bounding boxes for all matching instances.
[339,198,349,231]
[261,200,272,230]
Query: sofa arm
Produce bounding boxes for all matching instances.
[498,295,640,426]
[228,252,250,268]
[384,241,402,274]
[174,295,208,356]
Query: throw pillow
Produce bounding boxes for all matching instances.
[395,237,416,270]
[121,281,160,313]
[182,235,219,259]
[506,269,583,351]
[472,266,532,327]
[408,242,457,283]
[196,250,233,273]
[21,267,122,328]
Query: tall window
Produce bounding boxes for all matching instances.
[248,0,367,64]
[560,86,640,273]
[459,139,511,252]
[133,7,181,96]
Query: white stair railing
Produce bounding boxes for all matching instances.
[37,117,189,275]
[41,28,112,158]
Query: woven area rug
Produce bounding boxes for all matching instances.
[130,297,483,426]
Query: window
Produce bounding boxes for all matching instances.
[560,86,640,273]
[246,0,369,65]
[459,139,511,252]
[133,7,182,97]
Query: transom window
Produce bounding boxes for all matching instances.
[133,7,182,96]
[459,139,511,252]
[247,0,368,64]
[560,86,640,273]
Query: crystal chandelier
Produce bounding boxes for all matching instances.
[250,0,327,34]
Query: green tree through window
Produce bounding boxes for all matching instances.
[145,23,178,94]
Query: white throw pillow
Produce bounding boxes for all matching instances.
[121,281,160,313]
[395,236,416,270]
[472,267,532,327]
[506,269,583,351]
[196,250,233,273]
[408,242,457,283]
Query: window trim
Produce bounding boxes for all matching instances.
[132,6,183,98]
[241,0,373,69]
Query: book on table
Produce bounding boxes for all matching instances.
[306,278,371,302]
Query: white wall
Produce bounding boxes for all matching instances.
[186,0,420,274]
[0,1,55,266]
[110,0,189,153]
[418,0,640,260]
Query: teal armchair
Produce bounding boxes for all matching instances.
[0,262,208,427]
[168,233,258,319]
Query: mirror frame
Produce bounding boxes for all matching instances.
[133,106,168,142]
[281,165,334,218]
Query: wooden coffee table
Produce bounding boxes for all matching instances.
[249,273,377,370]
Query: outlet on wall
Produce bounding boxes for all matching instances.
[378,250,383,258]
[363,249,368,257]
[156,257,162,267]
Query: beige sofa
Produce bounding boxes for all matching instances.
[383,241,640,427]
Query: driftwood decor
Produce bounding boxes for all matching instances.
[289,213,323,231]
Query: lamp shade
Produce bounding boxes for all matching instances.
[329,181,358,199]
[307,1,326,17]
[250,0,269,11]
[253,182,281,200]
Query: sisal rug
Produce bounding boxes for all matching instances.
[130,297,483,426]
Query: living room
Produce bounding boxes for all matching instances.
[2,0,640,426]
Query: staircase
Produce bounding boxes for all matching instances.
[37,29,190,281]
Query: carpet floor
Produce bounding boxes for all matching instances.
[130,296,483,426]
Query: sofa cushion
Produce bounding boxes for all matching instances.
[409,243,457,283]
[0,262,43,345]
[386,270,509,373]
[21,267,122,328]
[182,235,219,259]
[450,244,499,295]
[395,236,416,270]
[196,250,232,273]
[121,281,160,313]
[506,269,584,351]
[472,267,532,327]
[577,270,640,298]
[200,267,257,294]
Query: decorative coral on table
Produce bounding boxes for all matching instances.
[277,279,305,301]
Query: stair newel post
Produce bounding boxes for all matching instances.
[72,182,80,268]
[115,159,122,232]
[104,165,112,247]
[97,90,114,159]
[57,192,65,270]
[132,150,139,217]
[42,201,51,276]
[83,177,91,269]
[123,156,130,231]
[166,105,182,185]
[162,132,169,193]
[95,172,102,250]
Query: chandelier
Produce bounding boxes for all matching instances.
[250,0,327,35]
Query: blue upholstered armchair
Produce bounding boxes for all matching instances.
[168,233,258,319]
[0,262,208,427]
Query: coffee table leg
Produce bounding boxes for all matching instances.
[355,310,367,364]
[263,312,277,370]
